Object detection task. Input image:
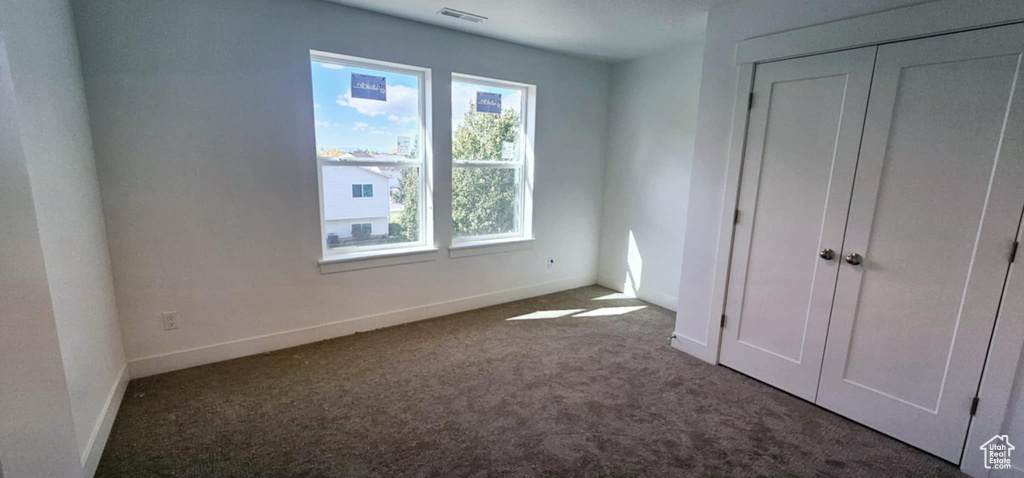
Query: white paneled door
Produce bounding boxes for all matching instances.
[816,23,1024,462]
[719,47,875,401]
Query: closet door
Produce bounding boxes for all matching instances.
[719,47,875,401]
[816,23,1024,462]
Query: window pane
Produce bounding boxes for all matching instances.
[311,55,425,253]
[311,60,421,159]
[451,81,522,161]
[322,165,419,249]
[452,168,520,237]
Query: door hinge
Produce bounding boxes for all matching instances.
[1011,241,1019,264]
[720,313,726,328]
[734,209,740,224]
[748,92,754,110]
[971,396,980,416]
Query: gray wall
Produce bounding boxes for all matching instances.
[0,29,86,478]
[72,0,610,364]
[597,40,704,310]
[0,0,125,465]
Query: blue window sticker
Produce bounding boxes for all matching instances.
[476,91,501,114]
[351,73,386,101]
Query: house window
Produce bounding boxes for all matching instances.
[351,223,372,237]
[451,75,534,242]
[310,51,429,256]
[352,184,373,198]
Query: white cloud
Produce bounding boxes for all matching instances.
[313,103,321,109]
[388,114,415,125]
[337,84,418,117]
[321,63,345,70]
[369,129,392,136]
[352,122,369,131]
[314,119,340,128]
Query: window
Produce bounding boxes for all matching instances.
[351,223,372,237]
[451,75,533,242]
[352,184,373,198]
[310,51,429,256]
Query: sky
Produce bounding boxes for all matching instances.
[310,59,522,154]
[311,61,420,154]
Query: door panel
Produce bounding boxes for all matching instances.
[719,47,875,401]
[816,23,1024,462]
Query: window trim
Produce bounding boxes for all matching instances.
[351,183,373,199]
[311,50,433,262]
[450,73,536,247]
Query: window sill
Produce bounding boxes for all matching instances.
[449,237,535,259]
[319,246,439,274]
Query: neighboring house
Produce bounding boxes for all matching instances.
[322,165,390,243]
[374,167,405,214]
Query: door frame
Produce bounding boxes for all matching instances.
[962,216,1024,476]
[694,1,1024,474]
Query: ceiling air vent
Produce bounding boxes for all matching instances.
[437,8,487,23]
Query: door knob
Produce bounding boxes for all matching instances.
[819,248,835,260]
[845,252,863,265]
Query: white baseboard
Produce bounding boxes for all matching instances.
[670,331,715,364]
[596,273,627,293]
[595,273,678,312]
[639,289,679,312]
[129,274,596,379]
[82,363,128,478]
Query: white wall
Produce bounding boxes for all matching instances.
[596,40,704,311]
[71,0,610,373]
[672,0,939,361]
[322,166,390,223]
[0,32,84,478]
[326,218,389,240]
[0,0,126,469]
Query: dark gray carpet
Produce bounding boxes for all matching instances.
[97,286,965,477]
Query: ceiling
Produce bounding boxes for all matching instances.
[322,0,710,63]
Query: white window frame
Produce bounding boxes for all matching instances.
[450,73,536,246]
[312,51,434,264]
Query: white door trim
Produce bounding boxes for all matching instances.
[962,217,1024,477]
[672,63,752,361]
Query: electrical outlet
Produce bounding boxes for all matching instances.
[162,311,179,330]
[546,257,555,270]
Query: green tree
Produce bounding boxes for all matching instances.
[451,103,520,236]
[392,167,418,241]
[392,103,521,239]
[390,137,420,242]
